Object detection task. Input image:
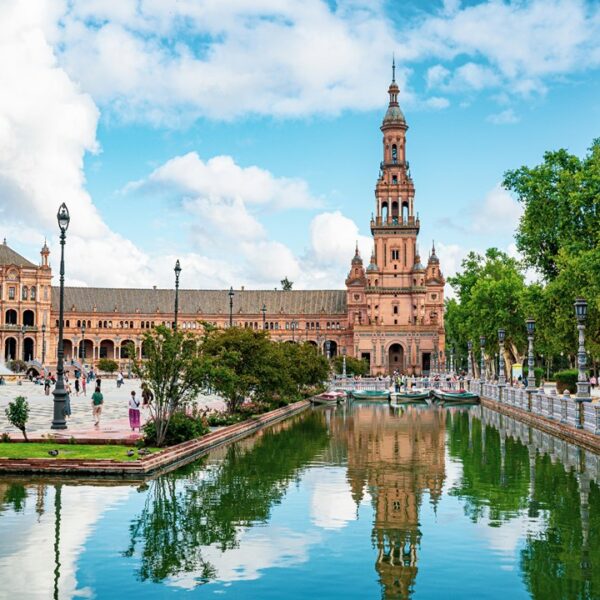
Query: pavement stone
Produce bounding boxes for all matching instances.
[0,378,226,437]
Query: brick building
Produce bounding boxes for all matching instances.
[0,70,445,376]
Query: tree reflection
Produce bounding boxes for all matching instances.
[125,412,329,584]
[447,410,530,523]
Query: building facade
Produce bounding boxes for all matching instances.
[0,72,445,376]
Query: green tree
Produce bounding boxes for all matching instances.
[5,396,29,441]
[332,355,369,376]
[503,139,600,281]
[96,358,119,373]
[446,249,528,374]
[132,326,210,447]
[280,277,293,291]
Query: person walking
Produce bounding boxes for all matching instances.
[91,386,103,427]
[141,383,153,408]
[96,376,102,391]
[44,375,51,396]
[590,374,597,390]
[116,371,124,388]
[74,377,80,396]
[129,390,141,432]
[81,375,87,396]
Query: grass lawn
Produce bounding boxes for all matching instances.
[0,443,158,461]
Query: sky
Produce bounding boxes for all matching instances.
[0,0,599,291]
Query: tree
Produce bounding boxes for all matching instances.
[280,277,293,291]
[503,139,600,281]
[332,355,369,377]
[96,358,119,373]
[8,359,27,373]
[5,396,29,441]
[132,326,210,447]
[446,249,529,374]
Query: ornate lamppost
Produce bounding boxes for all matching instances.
[498,328,506,386]
[574,299,591,428]
[52,203,70,430]
[467,340,473,380]
[291,320,298,342]
[20,324,26,361]
[525,318,536,391]
[261,303,267,330]
[325,340,331,360]
[80,321,86,364]
[228,287,234,327]
[342,346,347,379]
[41,323,46,366]
[479,336,486,382]
[174,259,181,331]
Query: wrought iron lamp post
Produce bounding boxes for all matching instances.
[574,299,591,428]
[526,318,536,391]
[80,321,86,363]
[480,336,486,382]
[41,323,46,366]
[325,340,331,360]
[261,303,267,330]
[52,203,70,430]
[498,328,506,386]
[342,347,347,378]
[20,324,26,361]
[228,287,234,327]
[291,320,298,342]
[467,340,473,380]
[174,259,181,331]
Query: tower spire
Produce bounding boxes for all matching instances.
[392,54,395,83]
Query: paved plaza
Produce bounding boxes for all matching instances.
[0,378,226,437]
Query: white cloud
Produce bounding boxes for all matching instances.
[486,109,520,125]
[472,185,523,233]
[425,96,450,109]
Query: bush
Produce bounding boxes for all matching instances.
[8,359,27,373]
[523,367,544,387]
[207,412,245,427]
[96,358,119,373]
[555,369,579,394]
[5,396,29,441]
[143,411,209,446]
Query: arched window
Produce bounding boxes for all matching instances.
[381,202,388,222]
[393,306,398,314]
[22,286,28,300]
[392,144,397,163]
[392,175,397,184]
[30,286,36,300]
[402,202,409,222]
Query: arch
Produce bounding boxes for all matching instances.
[306,340,318,348]
[23,310,35,326]
[4,337,16,362]
[30,286,36,300]
[381,201,389,222]
[80,339,93,361]
[388,342,404,374]
[391,201,399,219]
[391,144,398,163]
[99,339,115,359]
[23,337,35,361]
[120,339,135,359]
[5,309,17,325]
[22,286,28,300]
[402,202,409,222]
[62,339,73,361]
[141,339,151,359]
[324,340,338,358]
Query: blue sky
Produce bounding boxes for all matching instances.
[1,0,599,290]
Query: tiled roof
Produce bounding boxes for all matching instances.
[54,287,348,316]
[0,243,37,268]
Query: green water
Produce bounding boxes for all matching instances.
[0,403,598,599]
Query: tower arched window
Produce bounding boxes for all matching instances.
[30,286,36,300]
[22,286,28,300]
[392,144,397,164]
[381,202,389,222]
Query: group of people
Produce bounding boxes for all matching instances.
[89,380,153,431]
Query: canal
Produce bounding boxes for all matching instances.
[0,402,599,599]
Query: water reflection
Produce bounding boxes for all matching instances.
[0,403,598,599]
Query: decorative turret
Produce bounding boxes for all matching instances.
[412,248,425,273]
[41,239,50,268]
[346,244,366,286]
[381,58,407,130]
[366,249,378,272]
[351,242,363,266]
[428,241,439,264]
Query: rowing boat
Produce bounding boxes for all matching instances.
[390,390,430,402]
[349,389,390,401]
[431,389,479,403]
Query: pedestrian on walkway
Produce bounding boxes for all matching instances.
[74,377,80,396]
[129,390,141,432]
[116,371,124,388]
[44,375,51,396]
[91,386,103,427]
[590,374,597,390]
[141,383,153,408]
[81,376,87,396]
[96,377,102,391]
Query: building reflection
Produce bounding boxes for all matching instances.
[331,404,446,599]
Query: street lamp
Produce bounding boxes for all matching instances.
[291,320,298,342]
[52,202,70,430]
[228,287,235,327]
[574,298,591,409]
[41,324,46,366]
[20,324,26,361]
[526,318,535,391]
[174,259,182,331]
[498,328,506,386]
[325,340,331,360]
[467,340,473,380]
[261,303,267,330]
[342,347,347,378]
[480,336,486,382]
[80,321,86,363]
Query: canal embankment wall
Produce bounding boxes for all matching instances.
[0,399,311,478]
